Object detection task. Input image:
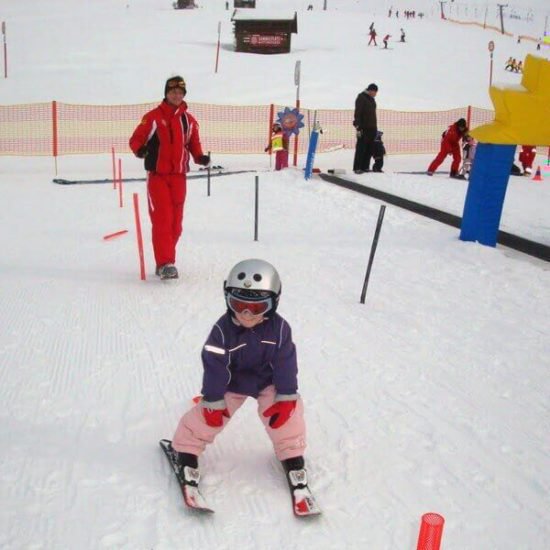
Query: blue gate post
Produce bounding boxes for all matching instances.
[460,142,516,247]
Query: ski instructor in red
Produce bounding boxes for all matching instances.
[129,76,210,280]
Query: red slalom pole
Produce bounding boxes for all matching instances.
[111,147,116,189]
[103,229,128,241]
[133,193,146,281]
[118,158,123,208]
[416,513,445,550]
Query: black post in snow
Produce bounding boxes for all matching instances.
[360,204,386,304]
[254,175,259,241]
[207,150,211,196]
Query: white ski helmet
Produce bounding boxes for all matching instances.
[224,259,282,317]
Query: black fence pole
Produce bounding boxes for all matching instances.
[207,150,211,196]
[254,175,259,241]
[360,204,386,304]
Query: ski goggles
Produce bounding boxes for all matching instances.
[227,295,273,316]
[166,79,186,91]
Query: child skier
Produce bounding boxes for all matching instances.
[382,34,391,48]
[372,130,386,172]
[461,134,477,177]
[518,145,536,175]
[168,259,317,514]
[265,122,289,171]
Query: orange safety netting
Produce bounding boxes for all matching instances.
[0,101,496,157]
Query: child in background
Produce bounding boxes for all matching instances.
[169,259,315,511]
[372,130,386,172]
[461,134,477,177]
[519,145,536,175]
[265,122,289,171]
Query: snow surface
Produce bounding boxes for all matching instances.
[0,1,549,549]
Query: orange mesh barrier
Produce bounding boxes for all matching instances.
[0,100,499,157]
[446,18,514,37]
[0,102,53,156]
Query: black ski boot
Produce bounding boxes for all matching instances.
[282,456,305,475]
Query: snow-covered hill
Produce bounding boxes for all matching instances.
[0,1,549,549]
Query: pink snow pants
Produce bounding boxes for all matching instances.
[171,385,306,461]
[275,150,289,171]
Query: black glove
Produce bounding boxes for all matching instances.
[198,154,210,167]
[136,146,147,159]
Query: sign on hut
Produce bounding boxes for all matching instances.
[234,0,256,7]
[231,10,298,54]
[173,0,196,9]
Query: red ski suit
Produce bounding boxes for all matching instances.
[428,123,465,175]
[129,100,205,267]
[518,145,536,171]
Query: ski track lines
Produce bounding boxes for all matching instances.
[1,171,549,547]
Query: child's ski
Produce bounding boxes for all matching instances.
[285,468,322,517]
[159,439,214,513]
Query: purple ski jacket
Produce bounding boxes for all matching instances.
[201,312,298,402]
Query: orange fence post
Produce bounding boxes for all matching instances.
[133,192,146,281]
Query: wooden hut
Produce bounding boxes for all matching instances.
[231,10,298,54]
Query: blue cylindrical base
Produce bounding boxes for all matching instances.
[460,143,515,247]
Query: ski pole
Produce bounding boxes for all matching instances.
[360,204,386,304]
[207,150,211,196]
[254,175,259,241]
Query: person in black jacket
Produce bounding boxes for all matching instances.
[353,83,378,174]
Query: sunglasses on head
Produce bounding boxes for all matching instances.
[227,295,272,316]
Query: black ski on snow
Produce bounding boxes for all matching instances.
[52,170,254,185]
[285,468,322,517]
[159,439,214,513]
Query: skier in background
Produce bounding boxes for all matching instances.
[382,34,391,48]
[368,27,377,46]
[461,134,477,177]
[427,117,469,179]
[400,28,406,42]
[129,75,210,280]
[519,145,536,175]
[169,259,309,487]
[353,83,379,174]
[264,122,289,171]
[372,130,386,172]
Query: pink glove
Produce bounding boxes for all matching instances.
[263,399,297,429]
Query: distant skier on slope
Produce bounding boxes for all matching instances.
[368,27,377,46]
[427,118,469,179]
[382,34,391,48]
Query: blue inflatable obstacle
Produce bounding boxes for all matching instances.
[304,122,322,180]
[460,143,515,246]
[465,54,550,248]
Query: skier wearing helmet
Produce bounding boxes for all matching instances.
[168,259,315,512]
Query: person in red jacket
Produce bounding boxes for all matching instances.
[427,118,468,179]
[518,145,536,175]
[129,76,210,280]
